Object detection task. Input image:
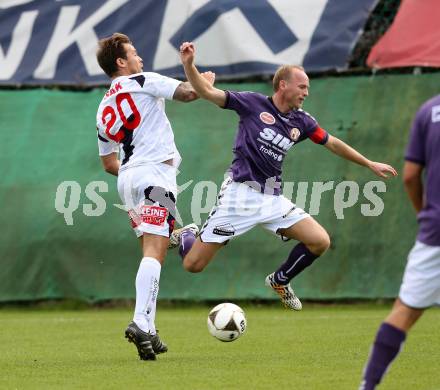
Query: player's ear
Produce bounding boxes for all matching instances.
[116,57,126,69]
[279,79,287,90]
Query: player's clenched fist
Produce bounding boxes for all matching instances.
[180,42,195,65]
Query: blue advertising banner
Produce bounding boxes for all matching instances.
[0,0,378,85]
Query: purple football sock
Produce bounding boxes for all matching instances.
[360,322,406,390]
[273,242,319,284]
[178,230,196,259]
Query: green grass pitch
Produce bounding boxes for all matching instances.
[1,304,439,389]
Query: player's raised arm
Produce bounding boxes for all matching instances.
[173,72,215,102]
[324,134,398,178]
[180,42,226,107]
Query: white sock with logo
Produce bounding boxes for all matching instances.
[133,257,161,334]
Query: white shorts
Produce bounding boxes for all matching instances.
[399,240,440,308]
[117,163,177,238]
[200,178,310,243]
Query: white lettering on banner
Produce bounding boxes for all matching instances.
[83,181,108,217]
[55,180,108,225]
[190,181,217,224]
[361,181,386,217]
[334,181,360,220]
[54,181,82,226]
[54,179,389,226]
[0,11,38,79]
[153,0,327,70]
[309,181,335,215]
[295,182,309,210]
[34,0,129,79]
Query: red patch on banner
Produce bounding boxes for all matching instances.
[259,112,275,125]
[141,205,168,226]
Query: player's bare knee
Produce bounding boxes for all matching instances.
[183,257,205,273]
[307,233,330,255]
[318,233,331,254]
[322,233,331,252]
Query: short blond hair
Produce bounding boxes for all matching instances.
[272,65,305,92]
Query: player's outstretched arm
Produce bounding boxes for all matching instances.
[179,42,226,107]
[100,153,120,176]
[324,135,397,178]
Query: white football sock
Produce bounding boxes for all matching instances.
[133,257,161,334]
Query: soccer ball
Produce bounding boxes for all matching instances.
[207,303,247,342]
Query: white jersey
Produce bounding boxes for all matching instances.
[96,72,181,171]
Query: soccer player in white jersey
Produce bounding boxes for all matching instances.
[174,42,397,311]
[359,94,440,389]
[95,33,211,361]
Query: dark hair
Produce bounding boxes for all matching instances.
[96,33,132,77]
[272,65,305,92]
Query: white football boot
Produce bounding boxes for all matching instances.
[265,273,302,311]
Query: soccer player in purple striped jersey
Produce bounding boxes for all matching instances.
[175,41,397,311]
[359,94,440,390]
